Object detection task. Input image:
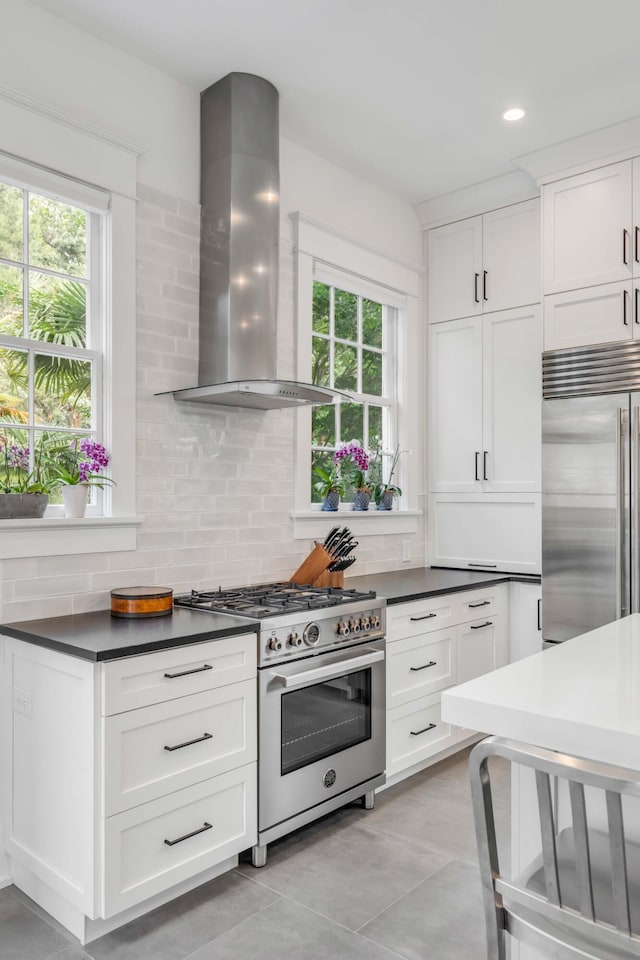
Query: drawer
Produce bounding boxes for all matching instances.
[454,588,503,624]
[101,633,256,715]
[103,679,257,815]
[387,627,455,708]
[387,595,457,640]
[386,693,457,777]
[102,763,257,916]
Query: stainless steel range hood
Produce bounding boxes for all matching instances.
[160,72,346,411]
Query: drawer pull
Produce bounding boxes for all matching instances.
[468,562,497,568]
[164,821,213,846]
[468,600,490,608]
[410,723,437,737]
[164,732,213,752]
[470,621,493,630]
[410,661,437,672]
[409,613,437,621]
[164,664,213,679]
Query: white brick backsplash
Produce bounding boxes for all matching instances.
[0,181,425,621]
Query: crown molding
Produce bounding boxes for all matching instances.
[415,170,539,230]
[0,83,146,158]
[514,115,640,184]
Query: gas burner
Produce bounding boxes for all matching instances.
[174,581,376,619]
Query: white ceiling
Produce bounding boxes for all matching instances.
[29,0,640,204]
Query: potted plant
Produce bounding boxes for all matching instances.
[334,441,371,511]
[313,463,345,511]
[0,438,52,519]
[372,445,406,510]
[48,437,114,518]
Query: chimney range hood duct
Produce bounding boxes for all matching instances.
[162,72,347,410]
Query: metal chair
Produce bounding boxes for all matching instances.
[469,736,640,960]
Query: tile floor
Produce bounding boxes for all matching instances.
[0,747,509,960]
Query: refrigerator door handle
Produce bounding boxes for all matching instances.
[616,407,630,619]
[633,406,640,614]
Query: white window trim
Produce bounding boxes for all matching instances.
[291,212,422,539]
[0,90,141,558]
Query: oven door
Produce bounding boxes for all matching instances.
[258,638,386,831]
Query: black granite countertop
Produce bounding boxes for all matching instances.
[0,607,259,662]
[347,566,540,605]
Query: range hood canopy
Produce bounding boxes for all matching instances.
[159,72,346,410]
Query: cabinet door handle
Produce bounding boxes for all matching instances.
[410,723,437,737]
[410,661,437,672]
[483,451,489,481]
[164,732,213,752]
[164,664,213,679]
[624,289,630,325]
[468,562,497,568]
[468,600,490,608]
[470,621,493,630]
[164,822,213,847]
[483,270,488,301]
[636,287,639,325]
[537,598,542,631]
[635,226,639,263]
[474,272,480,304]
[624,228,630,266]
[475,451,480,481]
[410,613,437,621]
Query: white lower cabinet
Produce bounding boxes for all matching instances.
[2,632,258,943]
[385,585,509,781]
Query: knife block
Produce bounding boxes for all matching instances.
[312,569,344,588]
[288,544,334,585]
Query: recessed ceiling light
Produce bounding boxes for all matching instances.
[502,107,527,122]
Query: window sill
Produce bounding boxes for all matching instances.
[291,509,421,539]
[0,515,142,559]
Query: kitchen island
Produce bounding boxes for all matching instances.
[442,614,640,960]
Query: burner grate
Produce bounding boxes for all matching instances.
[174,581,376,619]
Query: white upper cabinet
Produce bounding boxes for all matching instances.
[544,281,635,351]
[429,307,541,494]
[428,199,540,324]
[429,315,483,492]
[543,160,633,294]
[428,216,482,323]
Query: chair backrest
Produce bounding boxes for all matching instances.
[470,736,640,960]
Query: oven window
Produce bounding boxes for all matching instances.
[281,667,372,775]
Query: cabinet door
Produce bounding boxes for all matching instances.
[482,307,542,493]
[632,158,640,278]
[429,316,483,492]
[457,617,499,685]
[508,582,542,662]
[543,281,632,351]
[543,161,632,294]
[428,216,482,323]
[482,199,541,312]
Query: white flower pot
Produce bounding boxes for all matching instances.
[62,483,89,518]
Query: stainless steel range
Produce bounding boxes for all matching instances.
[174,583,387,867]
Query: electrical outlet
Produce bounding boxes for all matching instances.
[13,687,32,718]
[402,540,411,562]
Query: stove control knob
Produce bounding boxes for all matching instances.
[350,619,361,634]
[361,617,371,631]
[303,622,320,646]
[288,632,302,648]
[267,636,283,652]
[372,615,381,630]
[337,621,351,637]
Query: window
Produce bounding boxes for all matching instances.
[310,275,398,504]
[0,176,104,514]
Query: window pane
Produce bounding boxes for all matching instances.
[312,404,335,448]
[312,281,330,335]
[362,348,382,395]
[0,427,29,491]
[368,405,383,451]
[0,347,28,422]
[362,299,382,348]
[311,449,335,503]
[312,335,330,387]
[340,402,364,446]
[334,289,357,342]
[0,184,23,262]
[34,354,92,429]
[334,342,357,391]
[29,194,87,277]
[0,264,24,336]
[28,273,87,347]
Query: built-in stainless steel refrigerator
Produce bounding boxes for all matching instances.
[542,341,640,644]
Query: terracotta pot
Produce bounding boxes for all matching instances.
[62,483,89,518]
[0,493,48,519]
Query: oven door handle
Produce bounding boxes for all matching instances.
[270,649,385,689]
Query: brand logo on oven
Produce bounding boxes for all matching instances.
[323,769,337,788]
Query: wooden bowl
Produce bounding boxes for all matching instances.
[110,586,173,618]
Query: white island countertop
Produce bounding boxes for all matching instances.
[441,613,640,768]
